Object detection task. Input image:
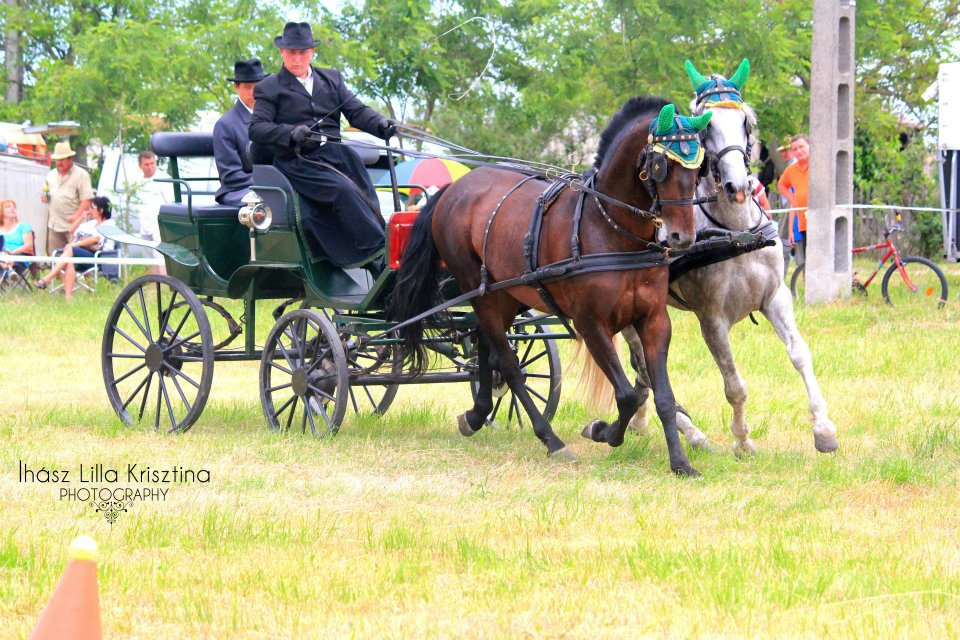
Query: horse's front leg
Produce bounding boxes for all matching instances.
[637,309,699,476]
[578,326,637,448]
[697,314,755,457]
[622,326,711,450]
[762,284,838,453]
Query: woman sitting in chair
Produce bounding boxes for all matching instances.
[35,196,115,300]
[0,199,35,275]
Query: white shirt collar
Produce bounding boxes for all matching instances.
[296,68,313,94]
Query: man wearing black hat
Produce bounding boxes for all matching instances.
[214,59,266,206]
[249,22,396,268]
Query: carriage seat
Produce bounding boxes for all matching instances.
[158,203,240,220]
[151,132,215,158]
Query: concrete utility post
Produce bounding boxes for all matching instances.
[805,0,855,304]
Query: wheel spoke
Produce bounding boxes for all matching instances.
[269,360,294,376]
[266,382,294,393]
[526,385,548,404]
[300,398,308,434]
[113,362,148,386]
[519,349,548,368]
[137,285,153,341]
[307,383,337,404]
[161,361,201,390]
[277,334,298,372]
[114,326,148,353]
[154,378,163,430]
[158,289,180,339]
[120,371,152,411]
[525,372,553,380]
[122,301,151,342]
[107,352,144,359]
[168,369,194,415]
[518,339,535,367]
[348,387,360,413]
[162,329,201,354]
[165,305,192,344]
[138,373,155,421]
[159,376,178,431]
[305,398,319,436]
[271,394,297,421]
[490,394,504,420]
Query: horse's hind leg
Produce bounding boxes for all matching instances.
[622,326,711,449]
[578,326,638,449]
[471,300,573,459]
[762,285,838,453]
[458,328,493,437]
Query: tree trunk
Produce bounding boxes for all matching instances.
[4,0,23,103]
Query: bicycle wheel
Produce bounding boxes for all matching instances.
[880,256,948,310]
[789,263,805,303]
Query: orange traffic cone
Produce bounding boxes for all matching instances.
[29,535,102,640]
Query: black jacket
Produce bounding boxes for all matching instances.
[249,66,384,156]
[213,100,253,205]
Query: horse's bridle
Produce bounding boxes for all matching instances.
[697,78,753,185]
[637,126,718,215]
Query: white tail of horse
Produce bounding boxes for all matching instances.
[573,333,622,414]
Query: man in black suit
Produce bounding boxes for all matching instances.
[249,22,396,268]
[214,59,266,206]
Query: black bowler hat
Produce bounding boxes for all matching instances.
[273,22,320,50]
[228,59,266,83]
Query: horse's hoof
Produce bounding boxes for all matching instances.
[548,447,577,463]
[733,438,756,458]
[672,463,702,478]
[814,432,839,453]
[690,437,715,453]
[457,413,478,438]
[580,419,603,442]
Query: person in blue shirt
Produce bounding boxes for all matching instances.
[0,199,35,274]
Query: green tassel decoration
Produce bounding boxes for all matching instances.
[688,111,713,132]
[685,60,708,91]
[656,104,676,134]
[728,58,750,89]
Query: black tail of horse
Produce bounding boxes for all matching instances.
[386,186,449,375]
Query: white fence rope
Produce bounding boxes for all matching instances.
[1,255,164,266]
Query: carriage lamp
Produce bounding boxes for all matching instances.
[238,191,272,262]
[238,191,273,231]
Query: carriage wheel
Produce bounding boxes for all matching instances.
[345,337,401,416]
[260,309,349,437]
[101,275,214,433]
[471,311,562,428]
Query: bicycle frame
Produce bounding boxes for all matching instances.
[851,239,899,289]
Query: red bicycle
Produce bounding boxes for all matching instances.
[790,215,949,309]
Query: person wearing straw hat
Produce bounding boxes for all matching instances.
[249,21,396,270]
[42,141,94,252]
[214,59,267,206]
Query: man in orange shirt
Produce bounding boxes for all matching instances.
[777,134,809,265]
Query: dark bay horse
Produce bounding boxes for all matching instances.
[389,98,711,475]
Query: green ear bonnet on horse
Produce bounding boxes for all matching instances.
[685,58,750,109]
[646,103,712,173]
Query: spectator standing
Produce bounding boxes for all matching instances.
[42,141,94,252]
[128,150,172,275]
[214,59,266,206]
[0,199,35,272]
[777,134,810,267]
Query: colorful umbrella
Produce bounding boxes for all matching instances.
[376,158,471,190]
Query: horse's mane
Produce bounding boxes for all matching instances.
[593,96,670,169]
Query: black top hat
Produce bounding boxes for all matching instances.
[273,22,320,50]
[228,59,266,83]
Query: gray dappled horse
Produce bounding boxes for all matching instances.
[591,60,838,456]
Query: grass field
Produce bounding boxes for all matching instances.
[2,263,960,638]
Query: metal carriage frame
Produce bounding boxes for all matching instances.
[100,132,569,436]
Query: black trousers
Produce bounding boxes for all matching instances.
[276,144,385,267]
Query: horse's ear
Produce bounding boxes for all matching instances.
[656,104,675,135]
[688,110,713,132]
[729,58,750,90]
[685,60,708,91]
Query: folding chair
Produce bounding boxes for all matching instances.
[0,235,37,295]
[48,242,121,296]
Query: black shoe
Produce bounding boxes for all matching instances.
[366,256,386,278]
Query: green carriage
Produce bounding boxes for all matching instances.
[100,132,565,435]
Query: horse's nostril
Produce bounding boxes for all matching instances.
[723,181,736,194]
